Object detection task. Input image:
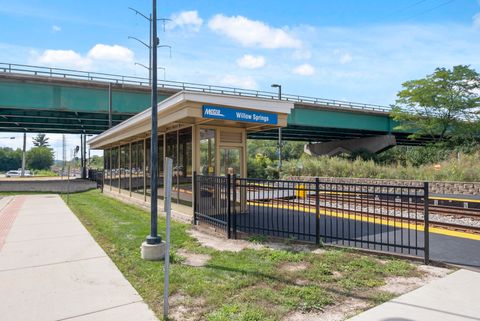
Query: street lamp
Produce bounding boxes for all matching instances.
[134,62,167,81]
[271,84,282,176]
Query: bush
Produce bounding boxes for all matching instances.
[26,147,54,170]
[282,152,480,182]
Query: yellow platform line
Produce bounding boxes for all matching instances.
[246,201,480,241]
[430,196,480,204]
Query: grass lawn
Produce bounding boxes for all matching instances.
[63,190,421,321]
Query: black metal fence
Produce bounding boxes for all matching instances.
[87,169,104,190]
[194,173,430,263]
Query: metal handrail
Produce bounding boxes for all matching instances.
[0,62,391,112]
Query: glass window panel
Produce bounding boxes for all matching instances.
[111,147,119,188]
[178,127,192,205]
[145,138,151,195]
[158,134,164,199]
[199,129,216,176]
[220,147,241,176]
[119,144,130,192]
[132,140,145,195]
[104,149,110,185]
[166,131,178,202]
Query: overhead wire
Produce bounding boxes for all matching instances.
[403,0,456,21]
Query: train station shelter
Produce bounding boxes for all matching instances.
[88,90,293,209]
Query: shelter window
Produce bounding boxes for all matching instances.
[200,128,216,176]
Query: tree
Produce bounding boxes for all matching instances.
[89,155,104,169]
[392,65,480,143]
[26,147,54,170]
[32,133,50,147]
[0,147,22,171]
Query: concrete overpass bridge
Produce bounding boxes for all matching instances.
[0,63,427,154]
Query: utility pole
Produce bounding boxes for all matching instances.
[83,134,87,179]
[62,134,66,176]
[271,84,282,176]
[147,0,161,245]
[21,132,26,177]
[108,83,113,128]
[137,0,171,261]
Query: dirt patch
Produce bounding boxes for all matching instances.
[177,249,211,267]
[281,262,310,273]
[265,242,317,253]
[379,276,424,294]
[418,264,451,279]
[285,298,369,321]
[169,293,206,321]
[188,228,263,252]
[379,264,451,295]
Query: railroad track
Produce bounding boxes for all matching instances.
[260,198,480,235]
[305,194,480,220]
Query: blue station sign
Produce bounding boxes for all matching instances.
[202,105,278,125]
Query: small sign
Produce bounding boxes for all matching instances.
[202,105,278,125]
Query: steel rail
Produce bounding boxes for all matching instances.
[305,193,480,220]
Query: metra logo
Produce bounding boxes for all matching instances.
[204,108,224,117]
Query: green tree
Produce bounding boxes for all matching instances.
[26,147,54,170]
[392,65,480,143]
[89,155,104,169]
[32,133,50,147]
[0,147,22,171]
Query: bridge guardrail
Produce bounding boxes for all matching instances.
[0,62,391,112]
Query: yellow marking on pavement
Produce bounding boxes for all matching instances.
[247,201,480,241]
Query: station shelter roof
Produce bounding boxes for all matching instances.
[88,90,294,149]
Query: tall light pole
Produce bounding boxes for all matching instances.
[131,0,171,261]
[147,0,161,246]
[271,84,282,176]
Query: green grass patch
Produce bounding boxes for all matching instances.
[63,190,420,320]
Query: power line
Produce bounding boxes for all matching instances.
[385,0,429,18]
[404,0,456,21]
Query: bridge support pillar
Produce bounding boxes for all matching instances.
[305,134,396,157]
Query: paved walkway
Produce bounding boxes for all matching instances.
[0,194,159,321]
[348,269,480,321]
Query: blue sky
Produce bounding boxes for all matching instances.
[1,0,480,153]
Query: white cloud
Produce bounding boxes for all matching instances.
[236,54,265,69]
[292,63,315,76]
[87,44,134,62]
[217,75,257,89]
[339,53,352,64]
[208,14,301,49]
[292,49,311,60]
[30,44,135,71]
[52,25,61,32]
[35,49,91,69]
[168,10,203,32]
[474,13,480,28]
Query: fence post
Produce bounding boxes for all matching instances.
[227,174,232,239]
[424,181,430,265]
[315,177,320,245]
[232,174,237,239]
[193,171,197,225]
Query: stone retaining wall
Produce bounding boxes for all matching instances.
[0,179,97,193]
[286,176,480,196]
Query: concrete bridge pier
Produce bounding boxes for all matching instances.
[305,134,396,157]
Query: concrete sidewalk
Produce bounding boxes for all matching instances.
[348,269,480,321]
[0,194,159,321]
